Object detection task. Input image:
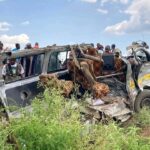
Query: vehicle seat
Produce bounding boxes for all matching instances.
[102,54,115,74]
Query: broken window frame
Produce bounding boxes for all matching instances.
[4,53,45,84]
[47,50,69,73]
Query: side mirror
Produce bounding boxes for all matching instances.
[0,79,5,86]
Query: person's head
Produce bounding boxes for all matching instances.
[97,43,103,50]
[111,44,116,50]
[0,41,3,50]
[105,45,111,53]
[9,58,16,65]
[25,43,32,49]
[15,43,20,50]
[34,42,39,48]
[97,43,100,48]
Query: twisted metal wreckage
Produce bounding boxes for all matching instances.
[1,41,150,123]
[40,45,132,123]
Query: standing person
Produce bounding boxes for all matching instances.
[115,48,122,57]
[96,43,104,54]
[25,43,32,49]
[32,42,40,74]
[12,43,20,52]
[34,42,39,49]
[12,43,21,63]
[0,41,3,51]
[22,43,32,77]
[111,44,116,53]
[104,45,112,54]
[2,58,24,81]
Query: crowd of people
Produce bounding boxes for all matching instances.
[0,40,122,82]
[0,41,40,52]
[0,41,121,55]
[94,43,122,56]
[0,41,41,82]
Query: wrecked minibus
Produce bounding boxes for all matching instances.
[0,43,149,122]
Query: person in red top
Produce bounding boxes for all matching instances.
[34,42,39,49]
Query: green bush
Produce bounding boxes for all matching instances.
[84,123,150,150]
[135,107,150,127]
[0,123,13,150]
[10,88,86,150]
[0,88,150,150]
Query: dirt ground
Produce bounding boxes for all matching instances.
[120,116,150,138]
[140,126,150,138]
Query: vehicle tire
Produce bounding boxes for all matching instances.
[134,90,150,112]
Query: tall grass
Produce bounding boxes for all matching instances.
[9,88,86,150]
[135,107,150,127]
[0,87,150,150]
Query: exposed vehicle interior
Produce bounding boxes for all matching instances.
[54,46,128,102]
[2,45,150,109]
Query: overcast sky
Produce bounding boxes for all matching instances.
[0,0,150,54]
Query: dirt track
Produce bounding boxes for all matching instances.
[140,126,150,138]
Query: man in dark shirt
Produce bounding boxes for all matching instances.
[111,44,116,53]
[12,43,21,52]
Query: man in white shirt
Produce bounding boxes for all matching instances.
[2,58,24,81]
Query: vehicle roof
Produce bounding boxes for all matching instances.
[0,46,70,60]
[0,43,93,60]
[11,45,70,58]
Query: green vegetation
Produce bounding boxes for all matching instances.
[135,107,150,127]
[0,88,150,150]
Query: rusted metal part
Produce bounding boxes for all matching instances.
[80,61,96,86]
[92,82,110,99]
[39,74,74,97]
[70,46,81,69]
[78,53,102,62]
[78,45,102,62]
[68,46,109,98]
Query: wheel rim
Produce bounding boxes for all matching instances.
[141,98,150,108]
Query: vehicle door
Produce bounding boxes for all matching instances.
[122,57,139,109]
[1,53,45,113]
[135,48,150,90]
